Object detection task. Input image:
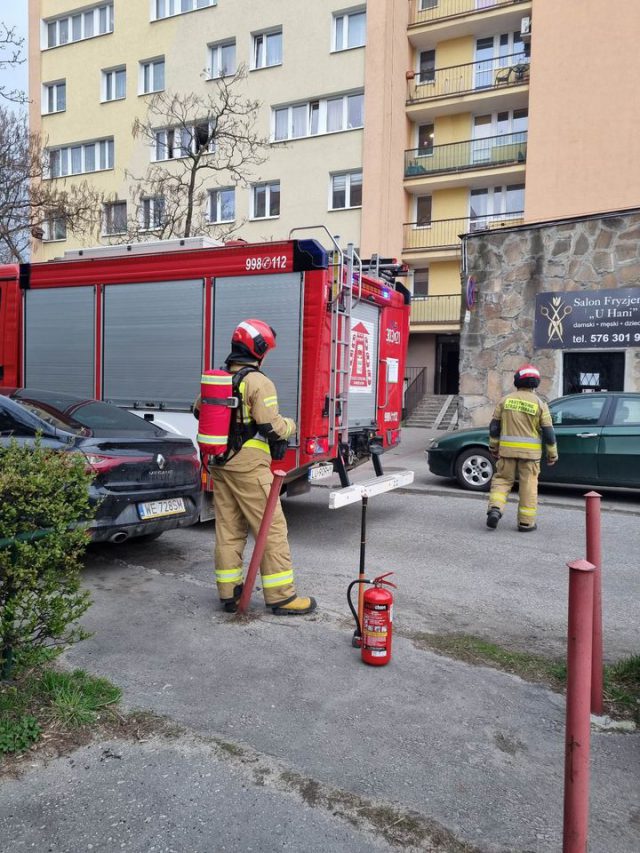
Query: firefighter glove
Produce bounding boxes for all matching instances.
[270,439,289,460]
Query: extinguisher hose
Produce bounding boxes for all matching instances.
[347,578,369,637]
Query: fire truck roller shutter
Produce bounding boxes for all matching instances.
[24,287,95,398]
[103,280,203,409]
[348,301,380,429]
[212,273,303,438]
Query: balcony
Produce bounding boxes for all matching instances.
[409,0,527,27]
[407,54,529,105]
[405,131,527,179]
[403,211,524,252]
[411,294,461,326]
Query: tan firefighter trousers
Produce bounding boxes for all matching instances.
[211,462,297,606]
[488,457,540,527]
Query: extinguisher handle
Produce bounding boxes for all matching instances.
[373,572,397,589]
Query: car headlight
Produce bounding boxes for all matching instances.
[429,439,439,450]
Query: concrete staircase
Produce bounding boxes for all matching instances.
[405,394,460,429]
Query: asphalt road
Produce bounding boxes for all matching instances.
[1,429,639,853]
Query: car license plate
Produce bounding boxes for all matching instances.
[137,497,186,520]
[308,463,334,482]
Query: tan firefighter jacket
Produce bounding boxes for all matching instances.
[194,362,296,472]
[488,389,558,461]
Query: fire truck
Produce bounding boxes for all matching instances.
[0,230,410,513]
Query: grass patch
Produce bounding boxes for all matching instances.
[410,633,639,723]
[0,660,122,759]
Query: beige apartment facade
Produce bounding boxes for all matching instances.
[362,0,640,399]
[29,0,369,261]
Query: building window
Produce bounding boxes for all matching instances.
[152,0,215,20]
[208,40,236,79]
[43,81,66,114]
[102,67,126,101]
[469,184,524,230]
[43,4,113,49]
[419,50,435,83]
[273,91,364,141]
[103,201,127,235]
[140,197,165,230]
[418,124,434,154]
[42,212,67,242]
[153,122,212,161]
[251,181,280,219]
[252,30,282,69]
[47,138,114,178]
[333,9,366,51]
[416,196,432,226]
[413,269,429,298]
[208,188,235,223]
[140,58,165,94]
[330,171,362,210]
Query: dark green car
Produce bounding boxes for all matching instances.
[427,392,640,491]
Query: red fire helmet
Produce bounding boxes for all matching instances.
[232,319,277,359]
[514,363,541,388]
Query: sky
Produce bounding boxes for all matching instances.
[1,3,29,97]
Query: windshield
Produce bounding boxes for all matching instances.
[13,390,164,436]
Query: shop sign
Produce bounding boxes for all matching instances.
[534,288,640,349]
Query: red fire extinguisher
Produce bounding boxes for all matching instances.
[347,573,396,666]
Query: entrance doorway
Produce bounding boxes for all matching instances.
[563,351,625,394]
[435,335,460,394]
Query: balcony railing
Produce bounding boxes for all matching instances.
[407,53,529,104]
[405,131,527,178]
[409,0,527,27]
[411,294,461,325]
[403,211,524,250]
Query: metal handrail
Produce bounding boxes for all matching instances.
[407,52,529,103]
[403,211,524,250]
[403,367,427,422]
[405,131,527,178]
[409,0,528,27]
[410,294,462,325]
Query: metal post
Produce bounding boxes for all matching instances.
[353,495,368,647]
[236,470,286,615]
[563,559,595,853]
[584,491,603,715]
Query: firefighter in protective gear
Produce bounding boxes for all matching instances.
[195,319,317,616]
[486,363,558,531]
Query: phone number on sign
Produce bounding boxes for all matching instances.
[589,333,640,343]
[245,255,288,271]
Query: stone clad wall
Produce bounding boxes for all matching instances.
[459,209,640,427]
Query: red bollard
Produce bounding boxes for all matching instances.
[585,492,603,716]
[236,470,286,615]
[563,559,595,853]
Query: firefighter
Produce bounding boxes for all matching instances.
[195,319,317,615]
[486,363,558,531]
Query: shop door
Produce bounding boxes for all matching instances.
[435,336,459,394]
[563,352,625,395]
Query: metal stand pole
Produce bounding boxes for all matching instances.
[352,495,368,647]
[584,491,603,715]
[237,470,286,615]
[563,559,595,853]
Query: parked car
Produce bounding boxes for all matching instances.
[0,388,202,543]
[427,392,640,492]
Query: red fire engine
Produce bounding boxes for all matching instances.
[0,231,410,512]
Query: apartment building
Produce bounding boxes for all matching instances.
[28,0,368,261]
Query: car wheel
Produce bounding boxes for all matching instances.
[454,448,494,492]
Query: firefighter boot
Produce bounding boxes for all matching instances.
[270,595,318,616]
[486,508,502,529]
[220,584,244,613]
[518,523,538,533]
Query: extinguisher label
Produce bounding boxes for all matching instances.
[363,605,388,650]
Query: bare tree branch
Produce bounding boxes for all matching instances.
[125,66,270,240]
[0,107,103,262]
[0,22,27,104]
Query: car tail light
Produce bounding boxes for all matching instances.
[82,453,152,474]
[305,437,329,456]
